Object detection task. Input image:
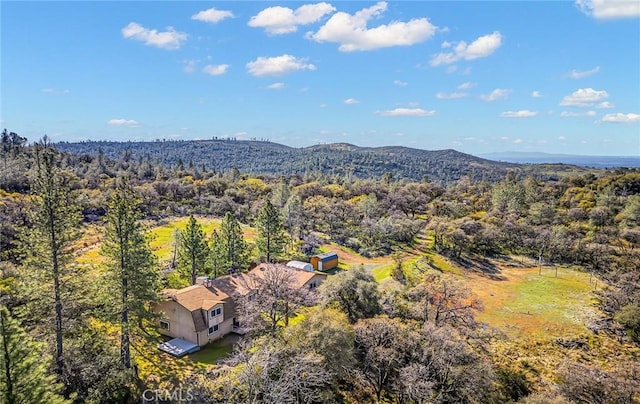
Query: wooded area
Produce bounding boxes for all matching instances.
[1,130,639,403]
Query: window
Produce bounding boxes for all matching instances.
[159,320,170,330]
[208,324,219,335]
[210,307,222,318]
[308,282,317,290]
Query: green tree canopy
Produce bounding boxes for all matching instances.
[211,212,249,273]
[19,142,82,379]
[101,180,161,368]
[319,266,381,323]
[177,215,210,285]
[254,200,286,263]
[0,306,69,404]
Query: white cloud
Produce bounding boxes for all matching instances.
[121,22,187,50]
[458,81,474,90]
[500,110,538,118]
[393,80,408,87]
[567,66,600,79]
[375,108,437,117]
[499,136,523,143]
[246,54,316,76]
[559,136,566,140]
[267,82,285,89]
[481,88,510,102]
[560,110,597,117]
[597,101,615,108]
[319,103,328,108]
[601,113,640,123]
[183,60,198,74]
[192,7,234,24]
[560,87,609,107]
[202,64,229,76]
[531,90,542,98]
[576,0,640,19]
[430,31,502,66]
[108,118,139,127]
[249,3,335,35]
[344,98,359,105]
[435,92,468,99]
[41,88,70,95]
[309,1,437,52]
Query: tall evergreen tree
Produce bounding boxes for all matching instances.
[101,180,161,368]
[0,306,69,404]
[177,215,210,285]
[255,200,286,263]
[20,142,81,378]
[210,212,249,273]
[209,230,225,278]
[283,193,305,240]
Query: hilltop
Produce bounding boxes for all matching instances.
[54,139,520,184]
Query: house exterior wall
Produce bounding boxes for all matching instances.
[196,317,234,346]
[303,273,328,290]
[156,300,198,344]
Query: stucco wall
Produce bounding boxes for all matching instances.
[156,300,198,344]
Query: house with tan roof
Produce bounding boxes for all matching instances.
[155,264,327,355]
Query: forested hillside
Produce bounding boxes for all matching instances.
[54,139,521,184]
[1,130,639,403]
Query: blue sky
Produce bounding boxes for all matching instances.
[2,1,639,155]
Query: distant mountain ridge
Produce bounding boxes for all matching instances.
[479,151,640,168]
[54,139,519,183]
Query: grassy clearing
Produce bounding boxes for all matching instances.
[372,262,394,282]
[148,216,256,263]
[317,242,392,270]
[471,264,599,339]
[75,216,258,265]
[136,334,238,385]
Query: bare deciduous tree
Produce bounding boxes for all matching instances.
[237,264,316,337]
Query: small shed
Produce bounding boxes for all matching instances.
[310,252,338,271]
[286,260,314,272]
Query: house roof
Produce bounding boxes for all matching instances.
[160,264,326,328]
[247,264,326,289]
[208,272,256,298]
[163,285,227,312]
[313,251,338,260]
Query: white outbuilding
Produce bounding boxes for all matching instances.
[286,260,314,272]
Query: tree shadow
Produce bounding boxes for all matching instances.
[454,256,506,281]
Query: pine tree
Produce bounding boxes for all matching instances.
[209,230,225,278]
[283,194,305,240]
[20,142,81,378]
[0,306,69,404]
[255,200,286,263]
[211,212,249,273]
[177,216,210,285]
[101,180,161,368]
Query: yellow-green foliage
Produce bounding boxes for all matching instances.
[372,262,393,282]
[323,183,346,198]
